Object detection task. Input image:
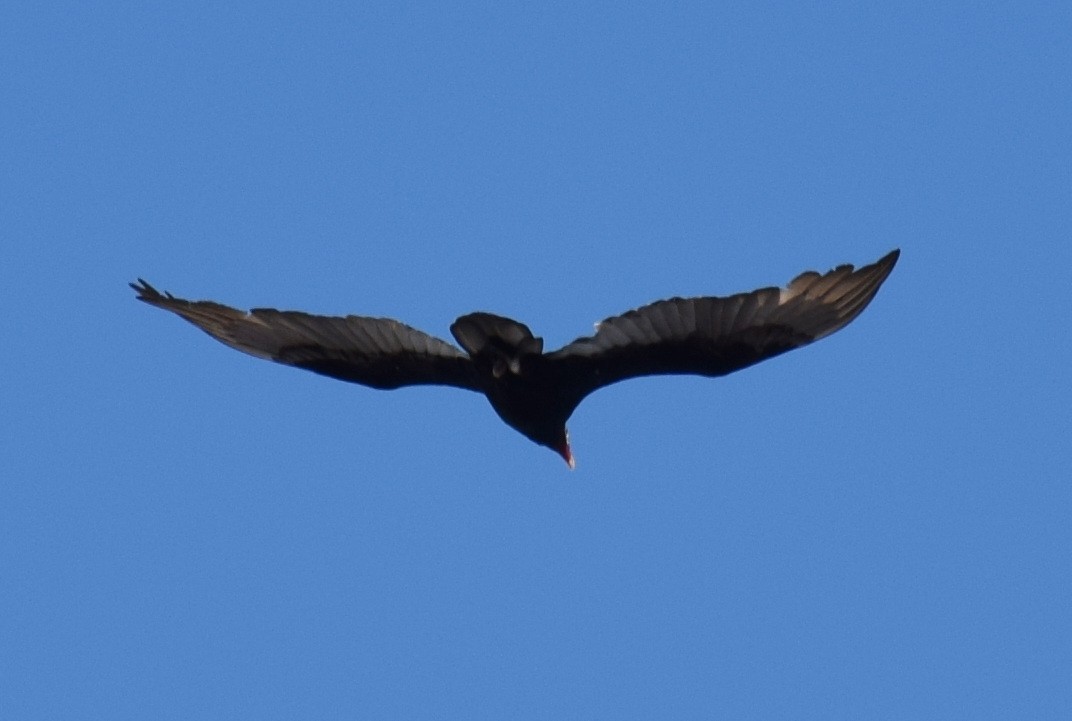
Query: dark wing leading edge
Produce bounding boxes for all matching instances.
[131,280,481,391]
[544,249,899,409]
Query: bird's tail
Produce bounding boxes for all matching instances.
[450,312,543,377]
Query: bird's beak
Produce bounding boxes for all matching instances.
[557,431,575,470]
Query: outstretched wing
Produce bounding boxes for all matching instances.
[544,249,899,408]
[131,280,481,391]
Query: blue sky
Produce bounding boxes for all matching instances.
[3,1,1070,718]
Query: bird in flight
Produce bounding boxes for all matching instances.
[132,249,898,468]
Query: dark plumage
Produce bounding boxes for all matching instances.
[132,249,899,467]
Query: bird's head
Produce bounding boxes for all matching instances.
[554,427,575,470]
[523,423,575,469]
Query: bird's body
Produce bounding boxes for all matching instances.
[132,249,899,467]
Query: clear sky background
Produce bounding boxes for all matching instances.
[3,1,1070,719]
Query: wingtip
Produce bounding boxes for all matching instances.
[130,278,176,302]
[129,278,154,299]
[872,248,901,283]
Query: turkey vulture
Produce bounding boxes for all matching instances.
[132,249,898,467]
